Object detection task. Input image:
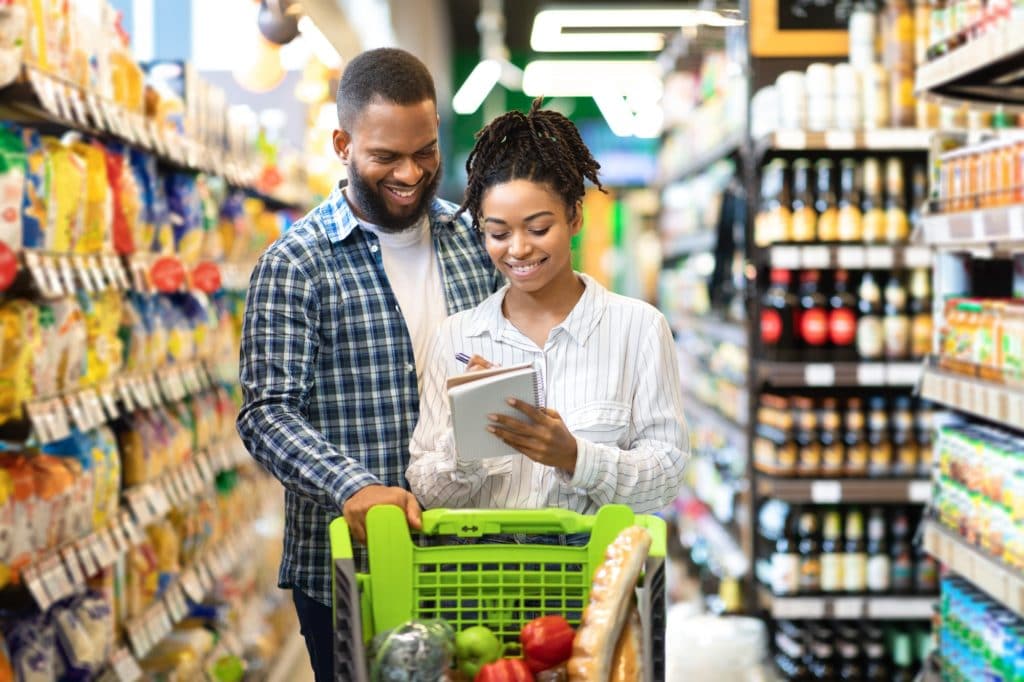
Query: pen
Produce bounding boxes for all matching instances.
[455,352,471,365]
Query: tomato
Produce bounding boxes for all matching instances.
[474,658,532,682]
[520,615,574,673]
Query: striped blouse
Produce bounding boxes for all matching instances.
[407,273,689,513]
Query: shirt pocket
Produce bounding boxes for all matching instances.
[481,455,514,477]
[565,401,631,447]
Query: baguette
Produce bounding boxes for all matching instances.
[609,607,643,682]
[567,526,652,681]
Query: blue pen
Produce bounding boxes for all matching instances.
[455,352,471,364]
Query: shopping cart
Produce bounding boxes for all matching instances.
[330,504,666,681]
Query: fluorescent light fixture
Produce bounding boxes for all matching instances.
[592,92,636,137]
[298,16,344,69]
[522,60,661,98]
[453,59,502,114]
[531,8,745,53]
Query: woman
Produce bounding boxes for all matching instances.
[407,99,687,514]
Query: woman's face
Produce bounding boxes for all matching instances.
[479,179,581,295]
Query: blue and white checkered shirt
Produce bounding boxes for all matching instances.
[237,187,496,606]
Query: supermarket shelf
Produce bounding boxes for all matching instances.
[757,361,924,387]
[683,395,749,438]
[762,243,933,270]
[916,204,1024,254]
[662,231,717,261]
[915,19,1024,104]
[758,587,936,620]
[661,132,744,185]
[920,366,1024,433]
[755,477,932,504]
[676,313,748,348]
[924,520,1024,617]
[754,129,933,156]
[0,64,306,209]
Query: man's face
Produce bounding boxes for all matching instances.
[333,98,441,231]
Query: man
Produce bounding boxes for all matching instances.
[237,48,496,681]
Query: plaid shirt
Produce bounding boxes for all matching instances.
[237,187,496,606]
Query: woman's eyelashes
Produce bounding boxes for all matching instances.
[486,225,553,241]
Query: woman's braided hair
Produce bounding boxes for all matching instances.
[456,97,606,230]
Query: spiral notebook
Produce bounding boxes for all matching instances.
[447,362,542,461]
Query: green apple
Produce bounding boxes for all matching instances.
[454,625,503,678]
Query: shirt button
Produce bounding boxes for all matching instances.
[395,304,401,313]
[370,244,379,253]
[405,363,415,373]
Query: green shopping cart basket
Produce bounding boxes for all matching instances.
[330,504,666,681]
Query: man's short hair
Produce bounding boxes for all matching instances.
[336,48,437,130]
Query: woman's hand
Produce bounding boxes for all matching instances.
[487,400,577,474]
[465,354,495,372]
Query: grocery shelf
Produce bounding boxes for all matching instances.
[763,243,933,270]
[755,477,933,504]
[676,313,748,348]
[758,587,936,620]
[662,231,718,261]
[920,366,1024,433]
[924,520,1024,617]
[757,361,924,387]
[916,204,1024,254]
[915,19,1024,104]
[683,394,748,438]
[0,64,306,209]
[661,132,744,185]
[754,129,933,156]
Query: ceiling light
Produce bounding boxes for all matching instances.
[453,59,502,114]
[592,92,636,137]
[522,60,661,98]
[531,7,745,53]
[298,16,343,69]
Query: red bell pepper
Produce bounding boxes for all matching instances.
[474,658,532,682]
[520,615,575,673]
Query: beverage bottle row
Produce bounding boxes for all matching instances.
[761,267,932,362]
[770,506,939,597]
[755,394,935,479]
[755,156,927,247]
[774,619,929,682]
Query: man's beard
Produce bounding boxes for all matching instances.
[346,158,441,232]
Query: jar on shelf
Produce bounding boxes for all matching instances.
[776,71,807,130]
[833,64,862,131]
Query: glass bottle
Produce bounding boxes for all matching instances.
[810,640,839,681]
[837,159,863,242]
[867,396,893,477]
[756,159,792,247]
[816,159,839,242]
[866,507,891,593]
[885,157,910,243]
[914,541,939,594]
[762,269,796,362]
[890,507,914,594]
[798,510,822,594]
[843,508,868,593]
[909,268,933,359]
[884,272,910,361]
[891,631,916,682]
[837,640,864,681]
[829,269,859,362]
[862,158,886,243]
[857,272,884,361]
[795,397,822,477]
[864,637,890,681]
[820,509,844,593]
[820,398,846,477]
[772,512,801,596]
[892,396,918,477]
[792,158,817,242]
[799,270,829,362]
[844,398,869,477]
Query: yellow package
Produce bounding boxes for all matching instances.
[50,297,87,393]
[42,137,84,253]
[0,468,13,589]
[147,519,180,575]
[80,291,124,386]
[71,141,110,254]
[0,300,39,423]
[93,426,120,527]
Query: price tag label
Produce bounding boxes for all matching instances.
[109,648,144,682]
[29,70,57,114]
[83,390,106,427]
[857,363,886,386]
[887,362,923,386]
[775,130,807,149]
[800,245,831,269]
[99,384,120,420]
[40,554,73,603]
[72,256,94,292]
[150,481,172,517]
[773,596,824,619]
[42,256,66,297]
[52,83,73,122]
[58,256,77,293]
[48,398,72,441]
[835,245,865,269]
[61,546,86,589]
[903,246,933,268]
[118,378,137,412]
[127,619,148,659]
[908,480,932,502]
[23,564,53,612]
[25,401,54,444]
[832,597,865,618]
[114,256,132,290]
[810,480,843,503]
[107,519,129,554]
[24,251,50,297]
[122,510,145,545]
[865,246,895,269]
[155,601,173,640]
[65,393,90,432]
[76,536,100,578]
[196,561,215,593]
[196,454,215,485]
[180,569,205,602]
[771,246,801,269]
[146,375,163,405]
[824,130,856,149]
[805,364,836,386]
[92,529,118,567]
[86,256,106,290]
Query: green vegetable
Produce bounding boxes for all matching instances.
[454,626,503,678]
[369,619,456,682]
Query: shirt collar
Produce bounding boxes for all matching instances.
[466,272,607,347]
[322,182,458,244]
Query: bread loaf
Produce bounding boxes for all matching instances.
[609,607,643,682]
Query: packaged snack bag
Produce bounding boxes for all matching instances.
[42,137,84,253]
[6,615,56,681]
[28,453,76,552]
[115,411,147,487]
[18,127,45,249]
[0,125,26,250]
[128,151,156,254]
[103,145,132,254]
[70,141,110,254]
[0,468,13,589]
[50,297,87,393]
[0,1,28,88]
[0,455,36,583]
[92,426,121,527]
[0,300,40,424]
[166,173,202,263]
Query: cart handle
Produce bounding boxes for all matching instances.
[420,507,596,536]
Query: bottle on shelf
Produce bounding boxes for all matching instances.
[756,159,792,248]
[837,639,864,681]
[798,270,829,362]
[891,396,919,477]
[837,159,863,242]
[772,511,801,596]
[867,396,893,477]
[866,507,892,593]
[820,399,845,477]
[890,631,916,682]
[798,509,822,594]
[844,398,869,477]
[843,508,868,593]
[792,158,817,242]
[913,538,939,594]
[810,638,838,682]
[762,269,797,362]
[795,397,822,477]
[884,157,910,243]
[883,272,910,361]
[908,268,932,359]
[820,508,844,593]
[828,269,859,363]
[815,159,839,242]
[889,508,915,594]
[856,272,884,361]
[862,158,886,243]
[864,632,890,681]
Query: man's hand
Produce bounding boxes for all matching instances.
[342,485,422,544]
